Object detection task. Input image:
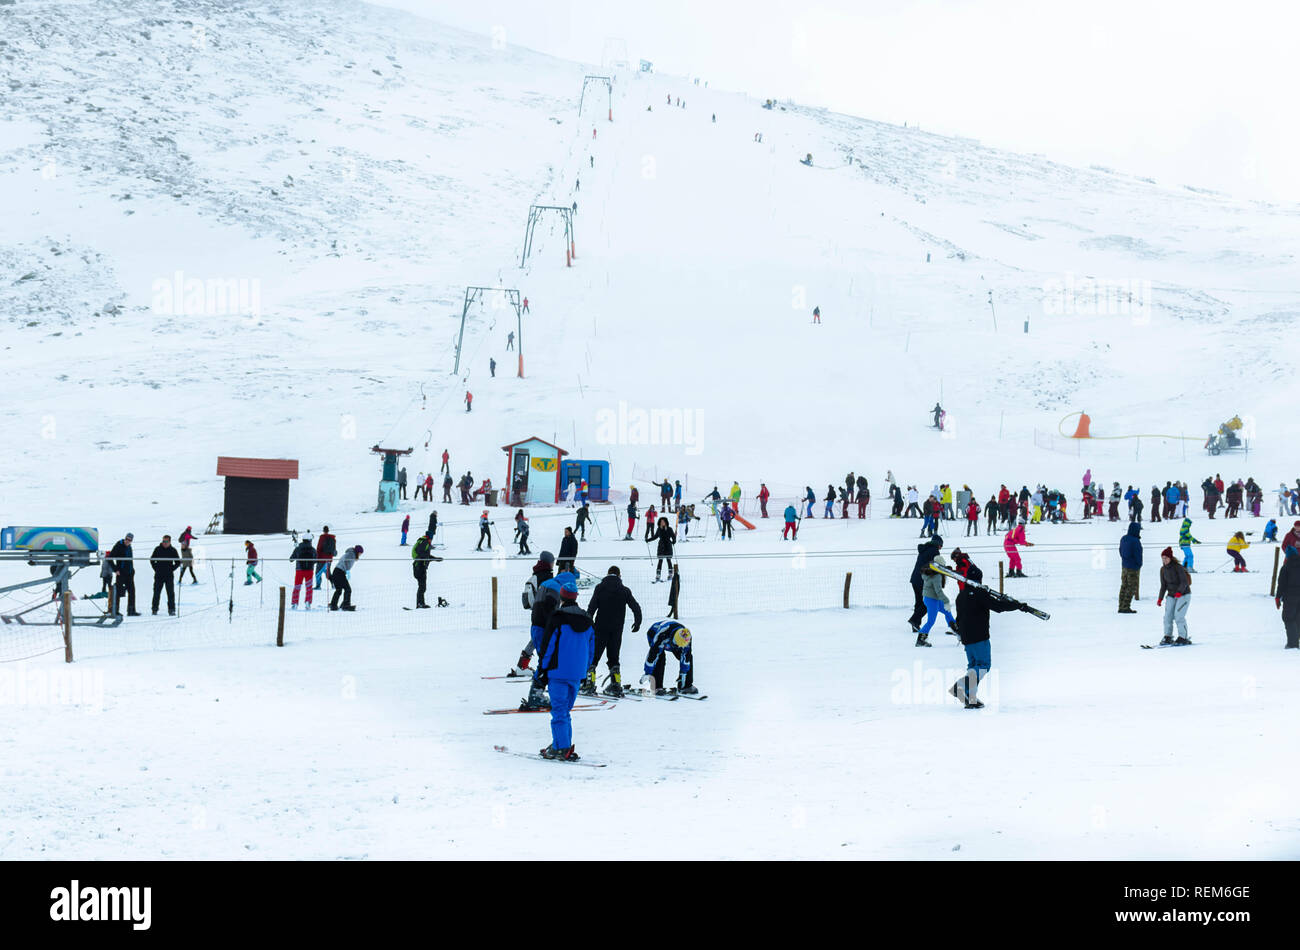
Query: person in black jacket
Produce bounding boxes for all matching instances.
[581,566,643,697]
[652,517,676,581]
[951,562,1026,708]
[908,535,944,644]
[574,502,591,540]
[149,535,179,616]
[108,533,139,616]
[1275,554,1300,649]
[557,527,578,573]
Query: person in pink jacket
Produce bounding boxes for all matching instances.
[1003,519,1033,578]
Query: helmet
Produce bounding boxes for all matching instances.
[673,626,692,649]
[354,545,364,555]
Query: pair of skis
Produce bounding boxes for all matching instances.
[926,562,1051,621]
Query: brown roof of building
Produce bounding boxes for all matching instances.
[500,436,568,456]
[216,457,299,480]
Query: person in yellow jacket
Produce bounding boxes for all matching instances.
[729,481,742,510]
[941,484,954,520]
[1227,532,1250,573]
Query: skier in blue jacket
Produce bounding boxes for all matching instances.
[537,575,595,761]
[1118,521,1142,613]
[804,486,816,518]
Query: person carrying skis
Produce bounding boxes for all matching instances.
[314,526,336,590]
[400,514,410,546]
[290,532,316,609]
[177,526,198,584]
[965,497,980,536]
[536,575,595,761]
[909,534,944,644]
[412,531,442,608]
[783,504,799,540]
[951,561,1027,709]
[329,545,361,611]
[476,511,493,551]
[513,551,555,677]
[1156,547,1192,644]
[243,541,261,585]
[1118,522,1142,613]
[557,526,578,574]
[1179,517,1200,571]
[1003,519,1032,578]
[641,620,697,694]
[758,482,771,518]
[1227,531,1249,572]
[581,566,642,698]
[652,517,676,579]
[574,502,591,540]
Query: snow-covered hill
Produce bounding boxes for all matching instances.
[2,0,1299,862]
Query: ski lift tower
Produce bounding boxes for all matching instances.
[580,75,614,121]
[520,205,576,270]
[371,445,413,512]
[453,286,526,378]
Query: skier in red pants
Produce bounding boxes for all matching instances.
[1003,519,1033,577]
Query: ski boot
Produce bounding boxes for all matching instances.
[437,597,449,607]
[603,670,624,698]
[1174,637,1192,645]
[578,671,598,697]
[539,744,561,759]
[520,686,551,712]
[1159,634,1174,645]
[915,631,932,648]
[677,684,699,695]
[963,698,985,709]
[949,681,967,703]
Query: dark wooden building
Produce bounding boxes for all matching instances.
[216,457,299,534]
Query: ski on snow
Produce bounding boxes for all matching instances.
[494,745,606,768]
[483,700,613,715]
[1140,642,1198,650]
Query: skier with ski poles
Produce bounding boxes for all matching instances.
[1179,517,1200,571]
[1156,547,1193,645]
[476,510,493,551]
[535,574,594,761]
[783,504,799,540]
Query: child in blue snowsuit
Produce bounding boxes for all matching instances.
[537,574,594,761]
[1263,519,1278,543]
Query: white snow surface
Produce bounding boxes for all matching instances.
[1,0,1298,859]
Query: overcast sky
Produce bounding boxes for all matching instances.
[374,0,1299,204]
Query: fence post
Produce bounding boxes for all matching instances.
[276,587,286,647]
[1270,547,1280,598]
[491,576,499,630]
[843,572,852,608]
[62,590,73,663]
[999,560,1004,595]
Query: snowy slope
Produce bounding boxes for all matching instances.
[2,0,1299,861]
